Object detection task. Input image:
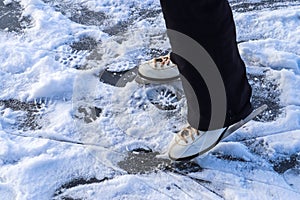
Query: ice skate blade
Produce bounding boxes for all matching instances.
[135,75,180,84]
[155,152,169,160]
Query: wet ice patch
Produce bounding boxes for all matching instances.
[272,153,300,174]
[0,0,31,32]
[98,68,138,87]
[118,150,170,174]
[248,70,282,122]
[43,0,107,26]
[74,105,102,124]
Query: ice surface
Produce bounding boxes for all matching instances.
[0,0,300,199]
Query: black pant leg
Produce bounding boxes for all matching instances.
[160,0,253,130]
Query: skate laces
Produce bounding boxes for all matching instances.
[153,55,171,68]
[178,126,200,144]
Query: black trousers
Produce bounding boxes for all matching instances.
[160,0,253,131]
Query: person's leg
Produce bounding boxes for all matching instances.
[160,0,252,131]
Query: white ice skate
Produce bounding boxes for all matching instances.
[168,104,268,161]
[136,54,180,84]
[168,126,227,161]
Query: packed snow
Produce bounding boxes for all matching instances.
[0,0,300,199]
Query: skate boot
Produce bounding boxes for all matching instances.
[136,54,180,84]
[168,104,268,161]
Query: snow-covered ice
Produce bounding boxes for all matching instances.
[0,0,300,199]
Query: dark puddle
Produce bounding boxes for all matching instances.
[117,148,202,175]
[118,149,171,174]
[0,1,31,32]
